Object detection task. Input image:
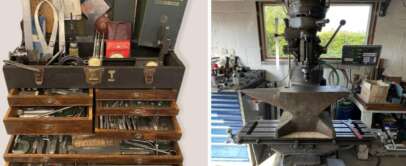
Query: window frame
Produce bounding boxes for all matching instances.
[257,1,379,62]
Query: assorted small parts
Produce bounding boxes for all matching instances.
[12,135,176,156]
[9,47,29,64]
[8,163,175,166]
[101,100,171,108]
[212,52,265,90]
[98,116,173,131]
[16,106,87,118]
[89,31,105,67]
[16,88,87,96]
[12,135,71,155]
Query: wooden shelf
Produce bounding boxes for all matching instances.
[355,95,406,111]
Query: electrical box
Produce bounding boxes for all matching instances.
[134,0,188,49]
[342,45,382,66]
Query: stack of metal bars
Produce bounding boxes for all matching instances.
[211,91,249,164]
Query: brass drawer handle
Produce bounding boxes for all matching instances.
[133,133,144,140]
[46,98,56,104]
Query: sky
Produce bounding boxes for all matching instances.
[323,5,372,33]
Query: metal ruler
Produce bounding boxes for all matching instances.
[21,0,33,51]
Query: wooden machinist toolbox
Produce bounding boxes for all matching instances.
[3,0,188,165]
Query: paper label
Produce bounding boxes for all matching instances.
[154,0,184,6]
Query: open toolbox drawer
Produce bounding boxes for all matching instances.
[8,89,93,107]
[4,107,93,135]
[4,136,183,165]
[96,89,179,116]
[6,163,180,166]
[96,89,178,101]
[96,100,179,116]
[95,116,182,140]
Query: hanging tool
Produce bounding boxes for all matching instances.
[53,0,66,53]
[21,0,33,51]
[88,32,104,66]
[68,13,79,57]
[122,140,171,155]
[34,0,59,58]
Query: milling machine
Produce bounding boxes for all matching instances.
[232,0,376,165]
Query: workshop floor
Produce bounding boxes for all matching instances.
[340,151,405,166]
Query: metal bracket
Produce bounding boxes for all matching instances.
[34,68,44,86]
[84,67,104,86]
[107,70,116,82]
[379,0,391,17]
[3,60,44,86]
[144,67,157,85]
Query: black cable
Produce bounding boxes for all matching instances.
[402,0,406,8]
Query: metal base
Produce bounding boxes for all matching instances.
[242,85,349,139]
[261,152,346,166]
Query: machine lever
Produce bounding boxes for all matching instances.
[324,19,346,49]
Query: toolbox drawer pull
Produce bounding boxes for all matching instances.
[133,133,144,140]
[131,109,144,115]
[133,92,140,98]
[144,67,156,85]
[136,158,143,165]
[46,98,58,105]
[34,68,44,86]
[84,67,104,86]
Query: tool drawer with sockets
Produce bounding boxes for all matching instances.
[94,89,182,140]
[4,89,94,135]
[5,135,183,165]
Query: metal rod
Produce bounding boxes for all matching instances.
[3,60,41,72]
[38,106,73,117]
[325,20,346,49]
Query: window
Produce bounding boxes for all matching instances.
[259,2,375,60]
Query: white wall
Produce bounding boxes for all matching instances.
[212,1,406,82]
[374,0,406,81]
[212,1,289,81]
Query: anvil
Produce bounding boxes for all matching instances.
[242,85,349,139]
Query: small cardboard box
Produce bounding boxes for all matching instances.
[360,80,390,104]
